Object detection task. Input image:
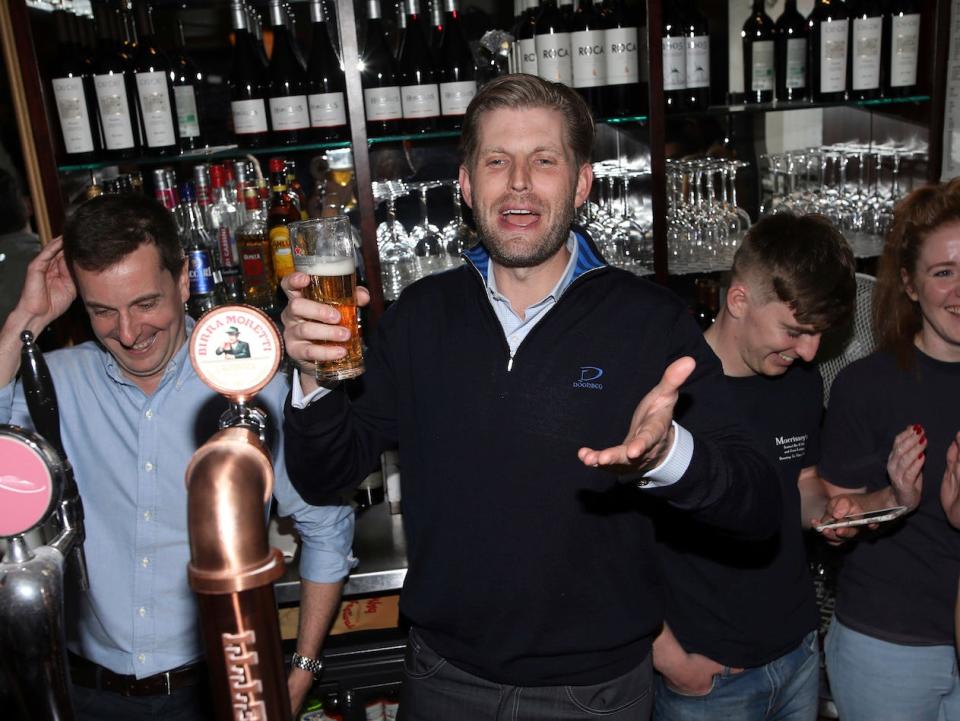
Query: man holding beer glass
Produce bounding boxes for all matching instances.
[280,74,781,720]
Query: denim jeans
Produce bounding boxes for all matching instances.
[397,627,653,721]
[824,617,960,721]
[653,630,819,721]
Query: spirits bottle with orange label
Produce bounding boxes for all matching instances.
[267,157,300,288]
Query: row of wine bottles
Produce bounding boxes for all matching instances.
[739,0,921,105]
[512,0,649,117]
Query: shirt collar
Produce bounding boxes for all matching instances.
[485,233,579,307]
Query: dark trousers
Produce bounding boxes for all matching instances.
[398,628,653,721]
[72,681,213,721]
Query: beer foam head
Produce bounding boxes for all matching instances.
[293,255,355,276]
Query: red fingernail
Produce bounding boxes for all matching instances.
[913,424,922,434]
[919,451,925,460]
[920,435,927,445]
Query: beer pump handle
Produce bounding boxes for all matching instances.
[19,331,89,591]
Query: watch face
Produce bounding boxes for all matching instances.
[0,427,64,537]
[190,305,283,404]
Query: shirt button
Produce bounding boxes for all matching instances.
[145,409,154,419]
[144,462,154,472]
[139,607,147,617]
[137,654,146,664]
[141,557,150,568]
[143,511,152,522]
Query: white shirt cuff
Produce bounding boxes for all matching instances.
[291,368,334,408]
[638,421,694,487]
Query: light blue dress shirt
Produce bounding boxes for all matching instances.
[0,318,354,678]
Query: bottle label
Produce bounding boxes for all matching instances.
[188,248,215,295]
[52,76,95,154]
[852,16,882,91]
[606,27,639,87]
[363,86,403,121]
[308,91,347,127]
[135,71,177,148]
[685,35,710,89]
[401,84,441,119]
[662,37,686,90]
[269,95,311,130]
[242,250,268,283]
[536,33,573,85]
[217,226,238,268]
[571,29,605,88]
[269,226,295,279]
[440,80,477,116]
[890,14,920,88]
[819,19,848,93]
[174,85,201,138]
[751,40,775,91]
[786,37,807,89]
[231,98,269,134]
[520,38,538,76]
[94,73,136,150]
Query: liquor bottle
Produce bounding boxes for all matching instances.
[361,0,404,136]
[437,0,477,129]
[775,0,809,102]
[809,0,848,102]
[306,0,349,142]
[237,187,277,311]
[535,0,572,85]
[180,182,223,320]
[661,2,686,112]
[604,0,642,115]
[132,0,179,156]
[229,0,271,148]
[885,0,920,97]
[171,12,205,151]
[208,164,242,298]
[267,158,300,285]
[682,0,710,110]
[570,0,605,111]
[50,9,100,162]
[285,160,309,220]
[518,0,540,77]
[742,0,775,104]
[848,0,883,101]
[398,0,441,133]
[90,0,140,159]
[266,0,311,145]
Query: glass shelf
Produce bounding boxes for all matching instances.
[670,94,930,120]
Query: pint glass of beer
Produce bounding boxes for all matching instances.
[290,216,364,381]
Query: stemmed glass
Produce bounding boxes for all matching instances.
[408,181,445,279]
[440,181,476,266]
[373,181,416,301]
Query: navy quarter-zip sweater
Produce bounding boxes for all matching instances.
[285,230,781,686]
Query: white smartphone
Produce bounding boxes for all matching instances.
[815,505,908,532]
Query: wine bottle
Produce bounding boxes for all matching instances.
[518,0,540,77]
[90,0,140,159]
[885,0,920,97]
[171,12,204,151]
[398,0,441,133]
[809,0,848,102]
[132,0,179,156]
[229,0,270,147]
[50,9,100,162]
[604,0,642,115]
[430,0,445,53]
[437,0,478,129]
[535,0,572,86]
[306,0,349,142]
[848,0,882,101]
[742,0,775,104]
[662,3,686,113]
[362,0,404,136]
[775,0,808,102]
[683,0,710,110]
[266,0,311,145]
[570,0,605,112]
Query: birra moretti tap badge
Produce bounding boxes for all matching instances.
[190,305,283,403]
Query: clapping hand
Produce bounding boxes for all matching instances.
[941,433,960,529]
[578,356,695,475]
[887,424,926,512]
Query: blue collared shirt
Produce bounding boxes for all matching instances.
[0,318,354,677]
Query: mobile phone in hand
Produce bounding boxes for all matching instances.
[815,506,908,532]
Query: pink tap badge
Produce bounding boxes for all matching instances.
[0,433,58,537]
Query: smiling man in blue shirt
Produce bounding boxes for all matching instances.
[0,194,354,721]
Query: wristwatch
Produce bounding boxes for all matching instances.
[291,652,324,678]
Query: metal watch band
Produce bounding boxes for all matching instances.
[291,652,324,678]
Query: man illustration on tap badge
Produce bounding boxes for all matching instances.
[0,193,354,721]
[281,73,783,720]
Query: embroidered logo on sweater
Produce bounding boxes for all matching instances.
[573,366,604,390]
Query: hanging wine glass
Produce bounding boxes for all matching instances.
[440,181,476,265]
[409,181,445,279]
